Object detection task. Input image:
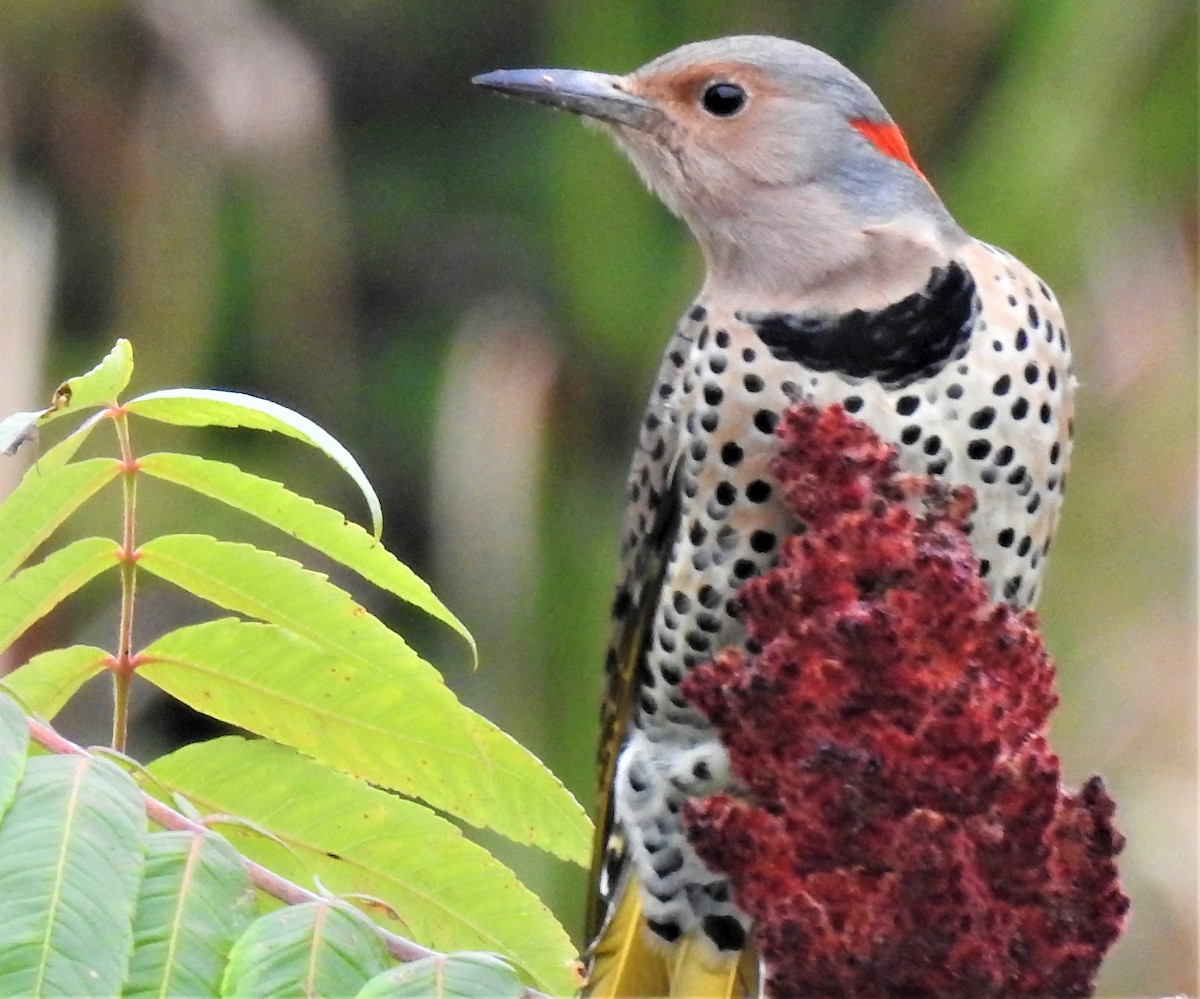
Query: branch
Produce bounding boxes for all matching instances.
[27,717,553,999]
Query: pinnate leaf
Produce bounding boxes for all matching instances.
[146,736,578,995]
[0,695,28,821]
[138,451,472,657]
[35,409,113,472]
[0,457,120,580]
[135,610,588,866]
[0,340,133,455]
[126,388,382,538]
[356,952,524,999]
[4,645,110,720]
[125,829,256,999]
[0,537,118,653]
[46,338,134,420]
[220,901,390,998]
[0,752,146,997]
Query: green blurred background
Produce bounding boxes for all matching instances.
[0,1,1194,994]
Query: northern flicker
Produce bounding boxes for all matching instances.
[475,35,1075,999]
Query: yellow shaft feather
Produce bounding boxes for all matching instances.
[586,876,759,998]
[585,875,669,998]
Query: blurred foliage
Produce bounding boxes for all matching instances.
[0,0,1194,994]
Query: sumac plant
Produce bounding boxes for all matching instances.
[0,340,589,998]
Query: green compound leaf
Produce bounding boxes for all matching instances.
[137,613,588,868]
[0,695,29,823]
[0,537,119,654]
[0,753,147,998]
[356,952,524,999]
[125,829,256,999]
[47,339,135,421]
[146,737,578,996]
[35,409,113,472]
[138,451,473,659]
[135,536,589,865]
[220,901,390,998]
[0,340,132,456]
[3,645,110,720]
[126,388,383,539]
[0,457,121,580]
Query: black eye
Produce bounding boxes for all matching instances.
[701,82,746,117]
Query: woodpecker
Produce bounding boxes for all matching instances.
[475,35,1075,999]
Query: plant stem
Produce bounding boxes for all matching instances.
[112,408,138,752]
[24,717,554,999]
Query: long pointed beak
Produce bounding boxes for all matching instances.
[471,68,663,131]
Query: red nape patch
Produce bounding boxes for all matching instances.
[851,118,929,183]
[680,403,1128,999]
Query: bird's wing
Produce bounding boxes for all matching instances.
[586,454,682,944]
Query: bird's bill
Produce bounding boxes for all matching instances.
[471,68,662,131]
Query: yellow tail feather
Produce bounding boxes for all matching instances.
[585,876,670,998]
[669,933,759,999]
[585,875,760,998]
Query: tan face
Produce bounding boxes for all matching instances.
[626,60,775,136]
[611,58,853,223]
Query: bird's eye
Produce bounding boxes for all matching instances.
[701,82,746,117]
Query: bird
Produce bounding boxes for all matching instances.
[474,35,1075,999]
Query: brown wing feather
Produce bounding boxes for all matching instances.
[585,461,682,943]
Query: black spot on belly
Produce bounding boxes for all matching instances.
[702,914,747,951]
[627,762,649,793]
[753,409,778,435]
[653,849,684,878]
[647,918,682,943]
[736,262,979,388]
[746,479,772,503]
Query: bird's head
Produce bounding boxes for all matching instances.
[474,36,966,310]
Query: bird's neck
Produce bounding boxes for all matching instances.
[691,182,968,316]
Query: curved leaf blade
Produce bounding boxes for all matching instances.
[133,530,588,859]
[1,341,133,455]
[137,614,588,866]
[220,901,390,999]
[36,410,113,473]
[0,537,119,654]
[126,389,382,538]
[0,753,147,997]
[0,695,29,822]
[356,952,524,999]
[145,737,578,995]
[125,829,256,999]
[4,645,110,720]
[138,452,472,657]
[46,339,134,422]
[0,457,121,580]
